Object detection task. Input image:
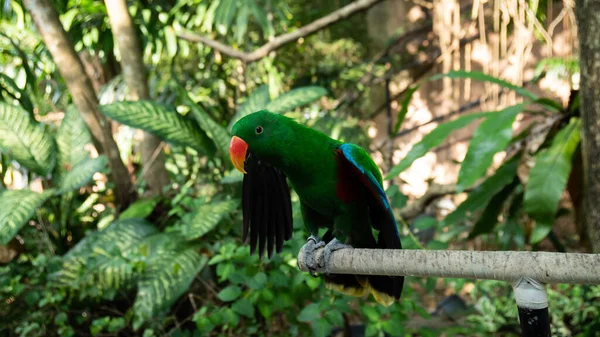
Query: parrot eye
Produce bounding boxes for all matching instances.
[255,126,263,135]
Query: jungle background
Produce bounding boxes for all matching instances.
[1,0,599,336]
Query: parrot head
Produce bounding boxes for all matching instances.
[229,110,292,174]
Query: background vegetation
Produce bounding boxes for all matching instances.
[1,0,599,336]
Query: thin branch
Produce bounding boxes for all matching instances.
[177,0,384,63]
[398,184,464,220]
[298,247,600,284]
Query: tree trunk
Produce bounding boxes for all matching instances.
[104,0,170,196]
[23,0,135,209]
[575,0,600,253]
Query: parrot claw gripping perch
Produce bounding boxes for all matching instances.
[322,238,352,275]
[300,235,325,277]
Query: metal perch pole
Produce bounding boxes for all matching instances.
[298,247,600,337]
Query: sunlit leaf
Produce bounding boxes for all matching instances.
[457,104,525,191]
[265,86,327,114]
[100,100,216,155]
[430,70,538,100]
[386,112,489,179]
[0,189,54,245]
[524,118,581,244]
[0,102,56,175]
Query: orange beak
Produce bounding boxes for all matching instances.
[229,136,248,174]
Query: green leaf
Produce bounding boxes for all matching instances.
[0,73,33,114]
[133,248,207,329]
[234,3,249,44]
[430,70,538,100]
[393,85,419,134]
[0,189,54,245]
[56,105,92,175]
[413,216,437,231]
[100,101,215,155]
[228,85,270,130]
[248,0,270,35]
[173,199,239,240]
[119,197,161,220]
[298,303,321,322]
[456,104,525,191]
[164,26,178,58]
[264,86,327,114]
[312,318,333,337]
[524,118,581,244]
[469,178,520,238]
[444,158,519,226]
[386,112,489,179]
[217,285,242,302]
[59,156,108,193]
[533,98,563,113]
[214,0,236,35]
[0,102,55,175]
[232,298,254,318]
[52,219,158,291]
[185,98,231,163]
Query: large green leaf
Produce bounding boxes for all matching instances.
[468,178,520,239]
[264,86,327,114]
[457,104,525,191]
[133,248,207,329]
[443,158,519,226]
[430,70,538,100]
[59,156,108,193]
[56,105,92,173]
[0,102,55,175]
[386,112,489,179]
[228,85,270,130]
[173,199,239,240]
[99,101,216,155]
[177,88,231,163]
[0,189,54,245]
[523,118,581,243]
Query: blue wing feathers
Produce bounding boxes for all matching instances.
[339,144,400,240]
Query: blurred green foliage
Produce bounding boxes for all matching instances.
[0,0,598,336]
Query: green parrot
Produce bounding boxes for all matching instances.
[229,110,403,306]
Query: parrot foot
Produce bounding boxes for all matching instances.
[322,238,352,275]
[300,235,325,277]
